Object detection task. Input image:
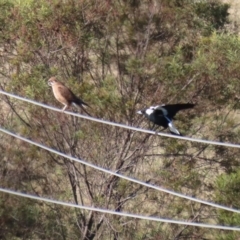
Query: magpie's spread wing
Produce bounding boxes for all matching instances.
[159,104,195,118]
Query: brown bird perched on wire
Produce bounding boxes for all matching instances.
[48,77,91,116]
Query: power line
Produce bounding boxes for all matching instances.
[0,187,239,231]
[0,90,240,148]
[0,127,239,214]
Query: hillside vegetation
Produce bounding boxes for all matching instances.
[0,0,240,239]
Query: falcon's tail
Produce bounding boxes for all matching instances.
[73,98,92,116]
[75,98,89,108]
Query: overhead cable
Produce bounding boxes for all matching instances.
[0,127,239,214]
[0,90,240,148]
[0,187,239,231]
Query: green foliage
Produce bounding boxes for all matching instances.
[195,1,230,30]
[0,0,14,43]
[215,169,240,209]
[214,169,240,239]
[181,33,240,108]
[0,0,240,239]
[0,196,39,239]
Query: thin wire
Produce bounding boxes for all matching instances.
[0,187,239,231]
[0,127,239,214]
[0,90,240,148]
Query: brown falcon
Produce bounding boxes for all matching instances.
[48,77,90,115]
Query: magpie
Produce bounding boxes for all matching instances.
[137,103,195,135]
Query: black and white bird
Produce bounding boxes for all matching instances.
[137,103,195,135]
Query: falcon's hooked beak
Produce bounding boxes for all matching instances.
[48,81,53,86]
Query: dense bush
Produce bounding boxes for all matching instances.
[0,0,239,239]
